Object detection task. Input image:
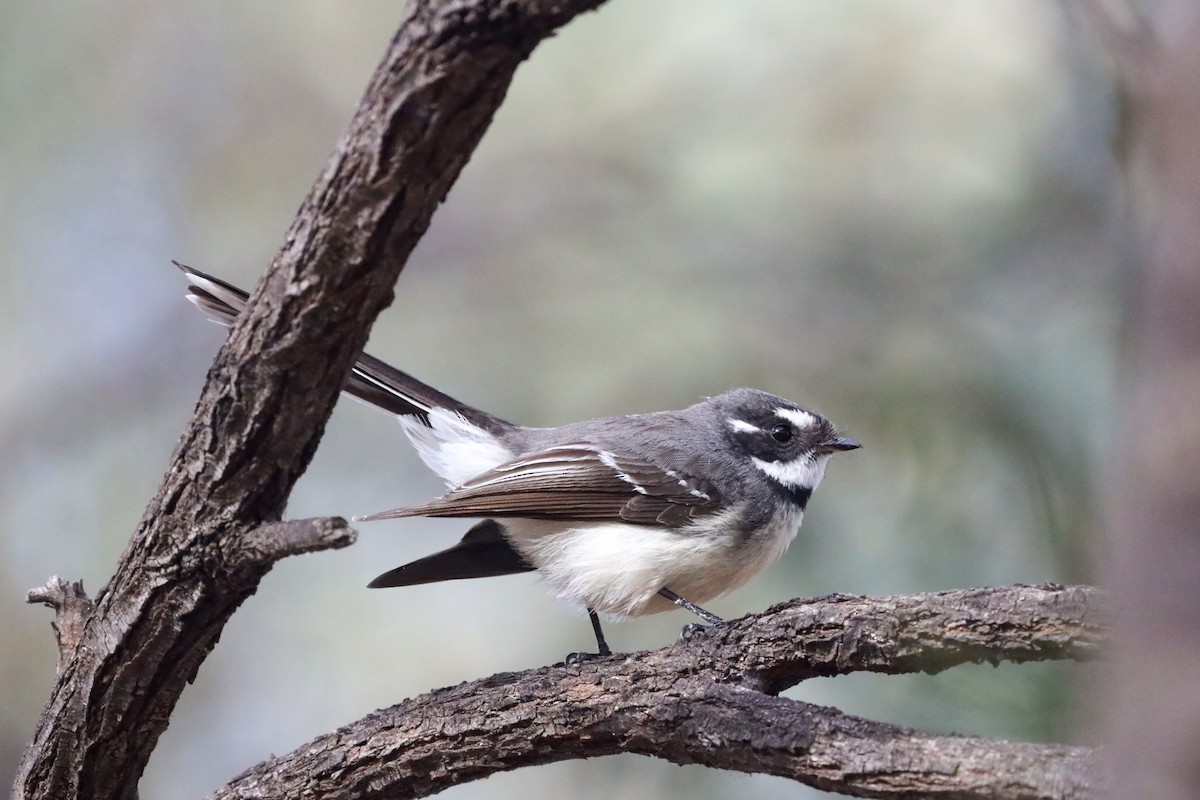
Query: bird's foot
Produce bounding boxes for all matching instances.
[563,649,610,665]
[679,621,720,641]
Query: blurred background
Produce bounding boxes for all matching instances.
[1,2,1123,798]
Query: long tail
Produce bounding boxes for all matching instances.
[176,262,515,436]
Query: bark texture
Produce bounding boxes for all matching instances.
[209,585,1100,800]
[13,3,605,800]
[26,578,95,675]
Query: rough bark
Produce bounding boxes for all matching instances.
[12,3,606,800]
[209,585,1101,800]
[26,578,95,675]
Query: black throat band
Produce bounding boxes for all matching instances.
[771,481,812,511]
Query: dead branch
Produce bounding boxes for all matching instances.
[26,577,95,674]
[209,585,1102,800]
[12,3,606,799]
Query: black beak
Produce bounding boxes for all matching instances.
[824,435,861,452]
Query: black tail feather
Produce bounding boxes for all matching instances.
[174,262,514,433]
[368,520,533,588]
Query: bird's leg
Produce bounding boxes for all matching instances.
[564,608,612,664]
[658,587,724,624]
[658,587,724,641]
[589,608,613,656]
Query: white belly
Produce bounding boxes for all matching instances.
[504,506,803,618]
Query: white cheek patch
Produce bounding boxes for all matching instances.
[751,453,830,490]
[398,409,513,488]
[776,407,820,430]
[727,418,761,434]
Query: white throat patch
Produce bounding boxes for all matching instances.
[751,453,830,491]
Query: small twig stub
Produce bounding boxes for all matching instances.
[28,576,95,673]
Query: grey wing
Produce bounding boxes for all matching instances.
[359,445,721,528]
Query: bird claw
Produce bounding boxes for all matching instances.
[564,651,602,665]
[679,622,711,641]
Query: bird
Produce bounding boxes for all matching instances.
[177,262,860,658]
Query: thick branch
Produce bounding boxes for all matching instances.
[211,585,1102,800]
[12,3,605,800]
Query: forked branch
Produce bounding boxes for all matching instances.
[12,3,607,800]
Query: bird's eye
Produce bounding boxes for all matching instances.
[770,423,793,443]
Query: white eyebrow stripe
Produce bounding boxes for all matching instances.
[776,408,819,430]
[727,418,760,434]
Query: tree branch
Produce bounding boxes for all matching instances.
[23,506,1103,799]
[240,517,357,563]
[702,583,1102,694]
[210,585,1102,800]
[13,3,606,799]
[26,577,95,674]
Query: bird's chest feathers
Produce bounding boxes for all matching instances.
[504,505,804,617]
